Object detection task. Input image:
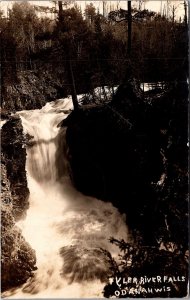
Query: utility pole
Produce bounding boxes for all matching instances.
[127,0,132,55]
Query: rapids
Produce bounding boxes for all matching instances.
[3,97,130,298]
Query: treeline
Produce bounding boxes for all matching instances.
[0,1,188,97]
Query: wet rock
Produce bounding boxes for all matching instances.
[1,199,37,291]
[1,117,37,291]
[1,117,30,220]
[0,108,11,120]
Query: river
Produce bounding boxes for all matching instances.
[4,97,129,298]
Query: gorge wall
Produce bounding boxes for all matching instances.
[1,68,67,112]
[64,79,188,247]
[1,116,37,291]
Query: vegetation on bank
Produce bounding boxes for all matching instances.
[102,237,188,298]
[1,1,188,108]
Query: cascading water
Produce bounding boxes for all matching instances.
[4,97,130,298]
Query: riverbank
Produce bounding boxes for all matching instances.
[1,116,37,291]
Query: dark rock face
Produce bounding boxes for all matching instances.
[1,117,30,220]
[2,70,67,112]
[1,117,37,291]
[1,193,37,291]
[64,80,162,242]
[64,79,188,246]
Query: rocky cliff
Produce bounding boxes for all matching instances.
[64,79,188,247]
[1,116,37,291]
[2,69,67,112]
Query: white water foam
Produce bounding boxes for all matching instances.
[3,98,130,298]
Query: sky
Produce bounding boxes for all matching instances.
[0,1,187,21]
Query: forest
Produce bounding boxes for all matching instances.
[1,0,189,298]
[1,0,188,108]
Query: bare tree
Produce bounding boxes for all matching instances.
[184,1,187,26]
[102,1,107,17]
[171,4,178,23]
[58,1,63,13]
[116,1,120,10]
[137,0,143,11]
[127,0,132,55]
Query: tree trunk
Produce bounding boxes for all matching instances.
[68,58,79,110]
[103,1,106,17]
[184,1,187,27]
[172,6,175,23]
[57,1,78,110]
[127,0,132,55]
[58,1,63,21]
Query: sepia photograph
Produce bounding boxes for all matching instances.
[0,0,189,298]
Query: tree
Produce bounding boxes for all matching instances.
[102,1,107,17]
[58,0,63,19]
[56,5,93,109]
[127,0,132,55]
[84,3,96,24]
[8,2,38,63]
[183,1,187,27]
[102,238,188,298]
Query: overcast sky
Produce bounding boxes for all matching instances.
[0,1,187,20]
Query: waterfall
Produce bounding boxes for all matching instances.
[4,97,129,298]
